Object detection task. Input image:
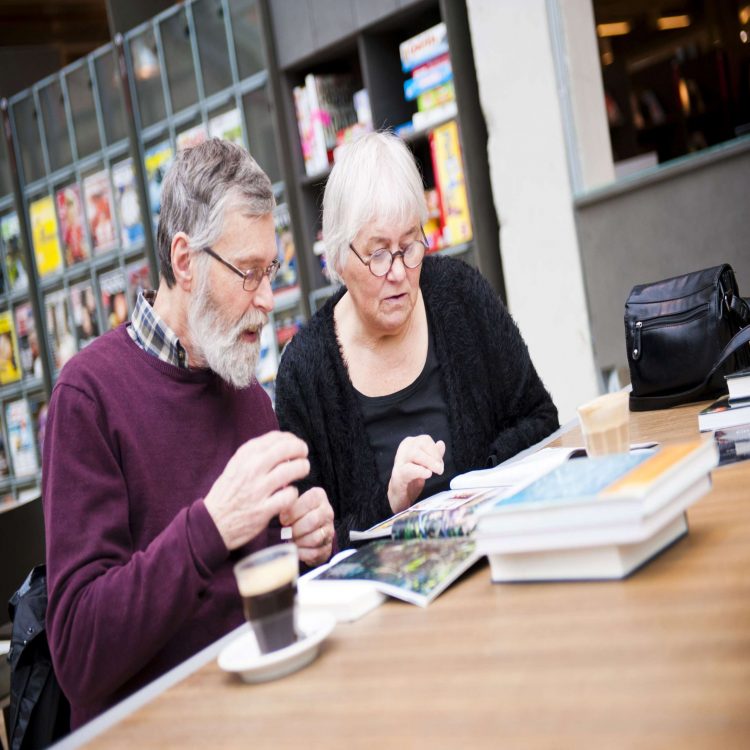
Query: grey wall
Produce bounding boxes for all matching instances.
[575,136,750,376]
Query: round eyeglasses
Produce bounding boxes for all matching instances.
[202,246,280,292]
[348,229,429,277]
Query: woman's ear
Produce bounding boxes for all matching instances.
[171,233,193,292]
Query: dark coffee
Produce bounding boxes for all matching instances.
[242,581,297,654]
[235,544,299,655]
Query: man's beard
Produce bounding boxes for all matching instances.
[187,275,268,388]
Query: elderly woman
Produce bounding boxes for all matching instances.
[275,131,558,545]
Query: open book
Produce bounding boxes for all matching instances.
[314,538,482,607]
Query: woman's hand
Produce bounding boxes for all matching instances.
[387,435,445,513]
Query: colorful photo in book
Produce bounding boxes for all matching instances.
[70,281,100,350]
[29,195,64,278]
[99,268,128,331]
[45,289,77,372]
[5,398,39,477]
[112,159,145,248]
[176,123,208,152]
[83,170,117,254]
[55,182,90,266]
[208,108,244,146]
[126,259,151,311]
[14,302,42,379]
[0,308,21,385]
[144,140,174,230]
[1,212,29,292]
[273,204,298,292]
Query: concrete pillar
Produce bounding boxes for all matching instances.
[465,0,612,421]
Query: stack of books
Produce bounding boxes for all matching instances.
[329,440,718,598]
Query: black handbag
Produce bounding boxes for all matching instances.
[625,264,750,411]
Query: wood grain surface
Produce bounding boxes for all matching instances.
[82,402,750,749]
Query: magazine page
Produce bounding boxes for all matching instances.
[0,309,22,385]
[1,213,29,292]
[14,303,42,379]
[29,195,64,278]
[70,281,100,350]
[6,399,39,477]
[83,170,117,254]
[55,182,90,266]
[112,159,145,248]
[45,289,77,372]
[316,538,481,607]
[99,268,128,330]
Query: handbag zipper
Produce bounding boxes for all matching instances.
[631,304,709,360]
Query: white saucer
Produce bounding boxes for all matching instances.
[217,611,336,683]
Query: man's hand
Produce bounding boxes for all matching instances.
[387,435,445,513]
[279,487,335,567]
[204,431,310,550]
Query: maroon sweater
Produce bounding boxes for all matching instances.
[42,325,280,728]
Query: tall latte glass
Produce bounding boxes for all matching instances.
[234,544,299,654]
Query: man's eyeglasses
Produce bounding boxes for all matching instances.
[202,246,280,292]
[348,228,429,278]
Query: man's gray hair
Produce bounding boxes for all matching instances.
[322,131,428,284]
[156,138,275,286]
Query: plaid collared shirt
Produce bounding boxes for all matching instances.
[127,290,189,369]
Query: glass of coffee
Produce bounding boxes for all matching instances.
[234,543,299,654]
[577,390,630,456]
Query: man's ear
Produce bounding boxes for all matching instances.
[171,232,194,292]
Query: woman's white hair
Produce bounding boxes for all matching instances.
[322,131,428,284]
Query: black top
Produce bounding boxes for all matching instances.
[355,330,456,501]
[275,254,559,545]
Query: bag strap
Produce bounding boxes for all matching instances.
[630,323,750,411]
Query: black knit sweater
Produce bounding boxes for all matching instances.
[275,255,559,545]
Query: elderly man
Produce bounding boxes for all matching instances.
[42,139,335,729]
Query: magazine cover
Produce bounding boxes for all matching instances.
[126,259,151,311]
[28,393,49,465]
[112,159,145,248]
[207,108,244,145]
[99,268,128,330]
[69,281,100,349]
[0,420,10,480]
[55,182,90,266]
[14,302,42,379]
[45,289,77,372]
[1,212,29,292]
[83,170,117,254]
[176,123,208,152]
[0,309,21,385]
[29,195,64,277]
[273,204,298,293]
[5,398,39,477]
[144,140,174,229]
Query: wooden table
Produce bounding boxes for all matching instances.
[65,404,750,748]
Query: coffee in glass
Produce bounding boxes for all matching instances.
[234,543,299,654]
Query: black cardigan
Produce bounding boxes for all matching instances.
[275,255,559,545]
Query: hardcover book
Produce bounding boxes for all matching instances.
[1,213,29,292]
[55,182,90,266]
[399,22,449,73]
[83,170,117,254]
[29,195,63,278]
[112,159,145,248]
[698,394,750,432]
[315,538,482,607]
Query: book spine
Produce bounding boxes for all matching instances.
[304,74,331,174]
[399,22,449,73]
[403,55,453,101]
